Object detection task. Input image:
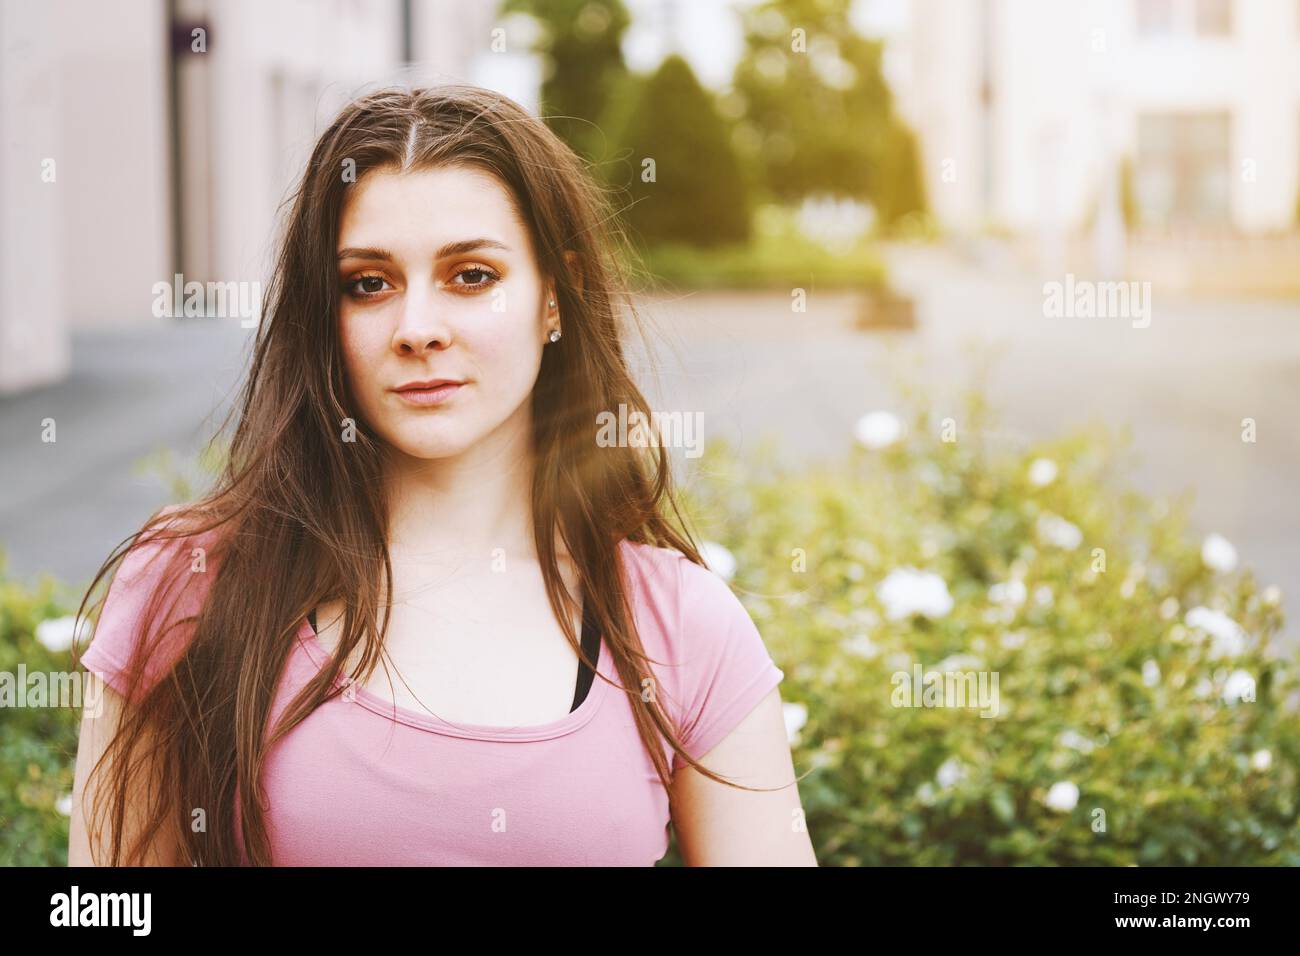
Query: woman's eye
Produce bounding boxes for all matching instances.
[451,266,501,290]
[344,275,393,298]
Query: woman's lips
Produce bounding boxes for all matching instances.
[393,383,464,406]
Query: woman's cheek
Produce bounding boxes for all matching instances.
[470,313,543,389]
[339,324,386,417]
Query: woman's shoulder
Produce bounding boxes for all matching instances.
[617,536,737,594]
[616,538,715,613]
[615,538,764,655]
[109,505,226,597]
[615,538,785,769]
[78,504,225,700]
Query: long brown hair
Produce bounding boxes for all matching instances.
[73,84,770,866]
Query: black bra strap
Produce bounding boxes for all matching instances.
[570,597,600,712]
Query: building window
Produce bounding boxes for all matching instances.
[1194,0,1231,34]
[1135,113,1232,229]
[1137,0,1177,35]
[1136,0,1232,37]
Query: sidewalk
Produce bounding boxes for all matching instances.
[0,320,250,594]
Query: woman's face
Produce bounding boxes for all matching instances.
[336,164,555,464]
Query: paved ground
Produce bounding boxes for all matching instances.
[2,244,1297,647]
[0,319,251,603]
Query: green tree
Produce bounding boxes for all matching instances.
[502,0,631,164]
[876,121,927,226]
[612,55,751,248]
[1120,155,1139,230]
[732,0,926,226]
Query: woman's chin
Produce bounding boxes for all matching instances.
[390,433,475,461]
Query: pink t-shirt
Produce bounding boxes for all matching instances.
[78,524,785,865]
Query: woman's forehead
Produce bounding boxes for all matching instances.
[338,165,527,251]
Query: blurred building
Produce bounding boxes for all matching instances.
[0,0,538,396]
[891,0,1300,258]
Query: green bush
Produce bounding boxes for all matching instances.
[674,391,1300,865]
[635,204,886,292]
[0,560,81,866]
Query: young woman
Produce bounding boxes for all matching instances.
[68,84,816,866]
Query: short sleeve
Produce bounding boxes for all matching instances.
[77,510,216,703]
[668,558,785,772]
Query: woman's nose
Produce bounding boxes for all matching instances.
[392,280,453,353]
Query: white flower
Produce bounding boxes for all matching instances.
[988,579,1027,607]
[982,605,1010,625]
[1036,513,1083,550]
[916,782,937,805]
[1250,749,1272,772]
[36,615,87,653]
[1028,458,1058,487]
[796,195,872,248]
[1000,630,1028,650]
[854,411,904,450]
[1222,670,1255,704]
[920,534,941,559]
[1044,781,1079,812]
[935,653,984,671]
[917,460,943,487]
[1201,533,1238,573]
[1141,659,1161,687]
[56,792,73,816]
[1057,730,1095,754]
[783,702,808,743]
[699,541,737,582]
[1260,586,1281,607]
[1034,584,1054,608]
[853,605,882,626]
[876,567,954,620]
[1184,606,1247,659]
[842,633,879,659]
[1159,596,1180,620]
[936,757,966,790]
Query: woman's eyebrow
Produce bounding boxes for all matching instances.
[434,237,511,258]
[337,246,393,262]
[336,238,510,262]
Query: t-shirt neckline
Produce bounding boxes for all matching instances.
[293,617,609,742]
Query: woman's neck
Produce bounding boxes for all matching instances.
[382,421,539,565]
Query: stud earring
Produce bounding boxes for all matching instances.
[548,299,556,309]
[548,328,562,344]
